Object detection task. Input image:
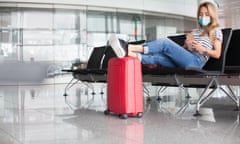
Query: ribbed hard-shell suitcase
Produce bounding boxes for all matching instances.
[104,57,143,119]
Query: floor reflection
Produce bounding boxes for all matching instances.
[0,82,239,144]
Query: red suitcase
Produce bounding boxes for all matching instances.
[104,57,144,119]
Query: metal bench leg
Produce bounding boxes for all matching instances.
[220,85,240,111]
[194,78,216,116]
[63,78,80,96]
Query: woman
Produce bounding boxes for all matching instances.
[109,1,223,68]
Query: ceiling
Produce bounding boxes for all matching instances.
[217,0,240,28]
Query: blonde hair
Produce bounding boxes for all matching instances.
[197,2,220,43]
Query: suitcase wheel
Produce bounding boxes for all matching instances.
[137,112,143,118]
[104,110,110,115]
[119,114,128,119]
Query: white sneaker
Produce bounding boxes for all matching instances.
[109,34,126,58]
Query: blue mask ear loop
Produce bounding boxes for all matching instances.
[198,18,203,26]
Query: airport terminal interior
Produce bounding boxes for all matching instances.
[0,0,240,143]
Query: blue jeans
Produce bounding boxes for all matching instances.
[139,38,207,68]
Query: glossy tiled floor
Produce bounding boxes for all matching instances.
[0,80,240,144]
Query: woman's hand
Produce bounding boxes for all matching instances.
[191,39,222,59]
[191,41,207,54]
[184,33,194,50]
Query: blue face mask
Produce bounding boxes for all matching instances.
[198,17,211,26]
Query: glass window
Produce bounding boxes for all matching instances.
[23,30,53,45]
[54,10,79,29]
[0,3,196,70]
[0,7,19,62]
[21,8,84,62]
[23,45,53,61]
[54,45,80,61]
[144,14,191,41]
[54,30,80,45]
[53,9,82,62]
[54,10,81,45]
[22,9,53,29]
[87,10,116,55]
[87,32,108,47]
[87,12,106,32]
[118,13,143,41]
[21,9,53,62]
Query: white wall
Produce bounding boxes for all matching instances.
[0,0,198,18]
